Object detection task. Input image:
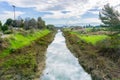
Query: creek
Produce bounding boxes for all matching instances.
[40,30,92,80]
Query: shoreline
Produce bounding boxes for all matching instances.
[0,31,56,80]
[63,31,120,80]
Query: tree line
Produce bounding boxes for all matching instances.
[0,16,55,33]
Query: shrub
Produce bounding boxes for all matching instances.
[91,27,96,32]
[0,29,50,58]
[3,53,37,69]
[4,30,12,34]
[1,25,8,32]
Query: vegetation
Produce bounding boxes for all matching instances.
[63,4,120,80]
[63,29,120,80]
[0,32,55,80]
[0,2,120,80]
[37,17,46,29]
[47,24,56,31]
[0,16,47,33]
[77,34,107,45]
[1,24,8,32]
[0,21,2,31]
[0,15,56,79]
[99,4,120,32]
[0,29,50,58]
[99,4,120,50]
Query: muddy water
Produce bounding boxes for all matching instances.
[40,30,92,80]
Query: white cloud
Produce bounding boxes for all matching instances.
[0,0,120,25]
[68,18,101,25]
[88,11,99,15]
[0,0,103,18]
[82,18,101,23]
[0,11,24,23]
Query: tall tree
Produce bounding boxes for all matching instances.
[29,18,37,29]
[99,4,120,30]
[24,17,30,30]
[15,16,24,28]
[99,4,120,48]
[37,17,46,29]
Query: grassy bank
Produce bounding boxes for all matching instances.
[63,30,120,80]
[0,29,50,58]
[71,31,108,45]
[0,29,56,80]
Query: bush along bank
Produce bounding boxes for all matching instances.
[63,31,120,80]
[0,30,56,80]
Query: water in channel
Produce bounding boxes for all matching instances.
[40,30,92,80]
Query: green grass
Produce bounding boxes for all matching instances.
[63,28,72,31]
[0,29,50,58]
[78,35,108,45]
[85,28,92,32]
[3,53,36,69]
[70,31,108,45]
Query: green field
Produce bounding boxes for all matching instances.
[78,35,108,45]
[0,29,50,58]
[71,31,108,45]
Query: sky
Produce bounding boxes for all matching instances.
[0,0,120,26]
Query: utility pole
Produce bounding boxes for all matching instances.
[12,5,15,20]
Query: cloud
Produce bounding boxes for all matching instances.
[0,11,24,23]
[68,18,101,25]
[0,0,101,18]
[82,18,101,23]
[1,0,120,18]
[0,0,120,25]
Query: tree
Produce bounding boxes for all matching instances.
[24,18,37,30]
[24,17,31,30]
[99,4,120,30]
[99,4,120,48]
[12,20,17,27]
[5,18,13,26]
[14,16,24,28]
[29,18,37,29]
[41,21,46,29]
[0,21,2,26]
[1,25,8,32]
[0,21,2,30]
[47,24,55,30]
[37,17,46,29]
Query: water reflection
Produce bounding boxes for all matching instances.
[40,31,92,80]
